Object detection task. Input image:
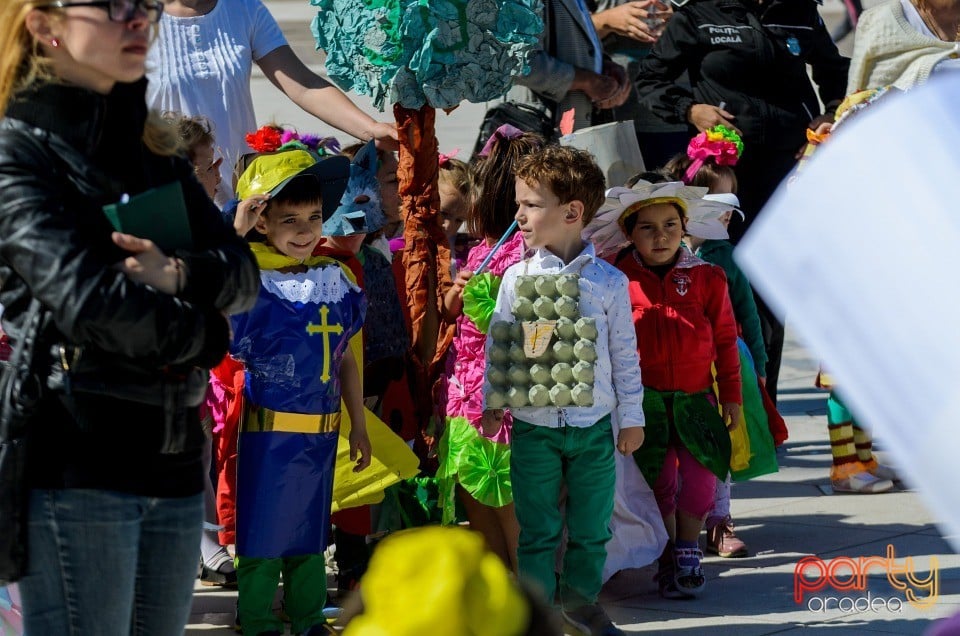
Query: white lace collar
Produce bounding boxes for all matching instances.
[260,265,358,305]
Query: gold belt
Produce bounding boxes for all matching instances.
[242,404,341,434]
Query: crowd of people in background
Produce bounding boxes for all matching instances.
[0,0,958,634]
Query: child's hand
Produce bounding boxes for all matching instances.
[722,403,741,431]
[444,269,474,317]
[234,195,270,236]
[480,409,504,437]
[452,270,474,297]
[349,425,372,472]
[616,427,645,455]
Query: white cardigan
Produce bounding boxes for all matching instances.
[847,0,960,93]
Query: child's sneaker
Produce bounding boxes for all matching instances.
[200,548,238,587]
[832,471,893,493]
[705,516,748,558]
[655,545,692,600]
[561,604,624,636]
[673,546,706,596]
[870,464,898,482]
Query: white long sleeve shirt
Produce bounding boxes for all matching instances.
[484,243,645,429]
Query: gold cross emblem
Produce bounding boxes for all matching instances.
[306,305,344,382]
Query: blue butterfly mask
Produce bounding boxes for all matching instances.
[322,141,386,237]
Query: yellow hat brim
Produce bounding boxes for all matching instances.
[235,149,318,200]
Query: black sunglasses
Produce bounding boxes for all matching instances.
[38,0,164,23]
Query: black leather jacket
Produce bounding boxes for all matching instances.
[0,80,258,493]
[637,0,850,151]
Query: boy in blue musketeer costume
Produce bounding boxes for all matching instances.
[230,148,371,636]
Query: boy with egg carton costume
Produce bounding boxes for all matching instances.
[482,146,644,635]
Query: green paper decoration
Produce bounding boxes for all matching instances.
[312,0,543,110]
[461,272,501,334]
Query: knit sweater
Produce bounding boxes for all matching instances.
[847,0,960,93]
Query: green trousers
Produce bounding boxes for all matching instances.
[237,554,327,634]
[510,415,615,609]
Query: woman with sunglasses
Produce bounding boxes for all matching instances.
[147,0,399,207]
[0,1,259,633]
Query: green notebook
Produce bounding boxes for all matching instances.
[102,182,193,252]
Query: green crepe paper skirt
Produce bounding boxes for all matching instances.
[633,389,732,487]
[728,341,779,481]
[437,416,513,524]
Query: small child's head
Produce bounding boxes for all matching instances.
[470,127,545,240]
[624,199,687,267]
[236,149,351,261]
[512,146,605,252]
[323,141,384,255]
[238,123,342,201]
[625,170,669,188]
[169,113,222,201]
[438,154,471,246]
[341,142,399,234]
[683,192,744,247]
[606,181,704,266]
[663,125,743,195]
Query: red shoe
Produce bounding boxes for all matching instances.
[706,516,748,558]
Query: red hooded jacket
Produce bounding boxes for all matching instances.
[614,248,742,405]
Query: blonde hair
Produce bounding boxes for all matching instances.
[438,157,470,195]
[142,111,182,157]
[164,112,215,161]
[0,2,176,155]
[0,1,48,113]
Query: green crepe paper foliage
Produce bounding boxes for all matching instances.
[311,0,402,110]
[462,272,501,334]
[437,415,480,524]
[312,0,543,110]
[458,430,513,508]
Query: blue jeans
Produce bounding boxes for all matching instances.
[19,489,203,635]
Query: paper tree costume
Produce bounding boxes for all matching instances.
[312,0,543,446]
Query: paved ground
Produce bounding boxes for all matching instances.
[188,2,960,633]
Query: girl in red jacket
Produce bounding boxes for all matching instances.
[610,183,741,599]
